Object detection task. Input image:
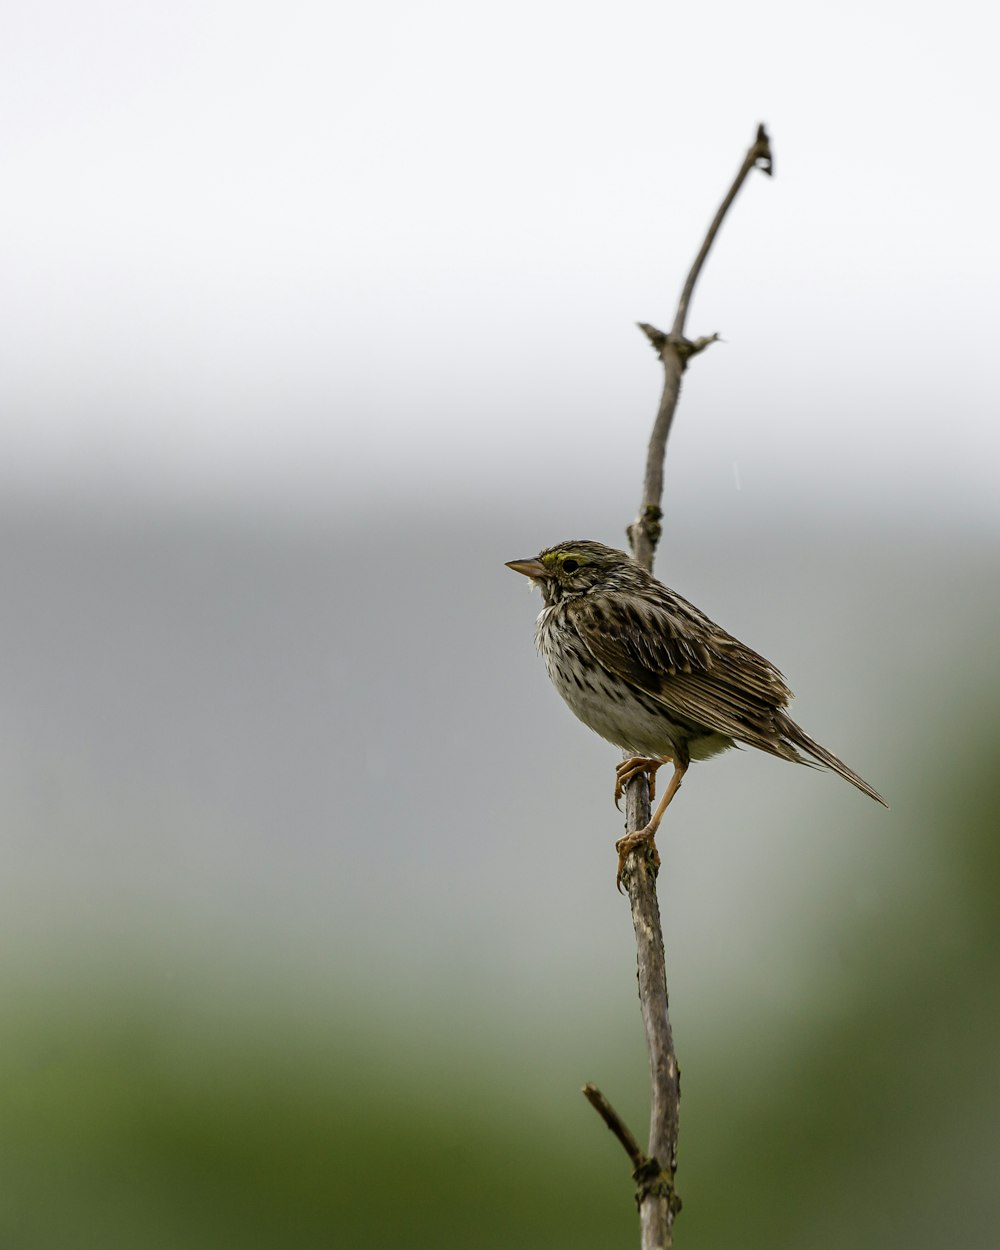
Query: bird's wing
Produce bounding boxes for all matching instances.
[568,589,795,750]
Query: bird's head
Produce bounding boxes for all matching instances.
[506,540,640,605]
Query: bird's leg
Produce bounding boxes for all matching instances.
[614,756,664,810]
[615,760,689,892]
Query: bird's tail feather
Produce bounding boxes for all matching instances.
[783,720,888,808]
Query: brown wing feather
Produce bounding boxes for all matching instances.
[568,588,797,756]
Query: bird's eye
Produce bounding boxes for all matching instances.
[562,558,579,573]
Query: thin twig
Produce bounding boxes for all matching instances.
[672,124,772,341]
[629,124,772,572]
[619,124,774,1250]
[582,1083,644,1170]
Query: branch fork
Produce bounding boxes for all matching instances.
[582,1084,682,1215]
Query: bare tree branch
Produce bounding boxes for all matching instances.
[629,124,772,572]
[613,123,773,1250]
[620,781,682,1245]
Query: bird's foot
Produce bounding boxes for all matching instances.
[614,757,663,809]
[614,826,660,893]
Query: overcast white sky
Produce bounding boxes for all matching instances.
[2,0,998,521]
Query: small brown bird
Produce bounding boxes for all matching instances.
[507,540,887,888]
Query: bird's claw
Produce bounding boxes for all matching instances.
[614,757,662,810]
[614,827,661,893]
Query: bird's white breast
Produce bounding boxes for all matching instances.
[535,604,682,757]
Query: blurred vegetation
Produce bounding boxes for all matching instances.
[1,970,629,1249]
[2,737,997,1249]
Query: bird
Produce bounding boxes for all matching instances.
[506,540,887,889]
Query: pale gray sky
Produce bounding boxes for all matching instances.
[2,0,998,521]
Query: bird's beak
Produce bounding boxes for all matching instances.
[505,558,548,580]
